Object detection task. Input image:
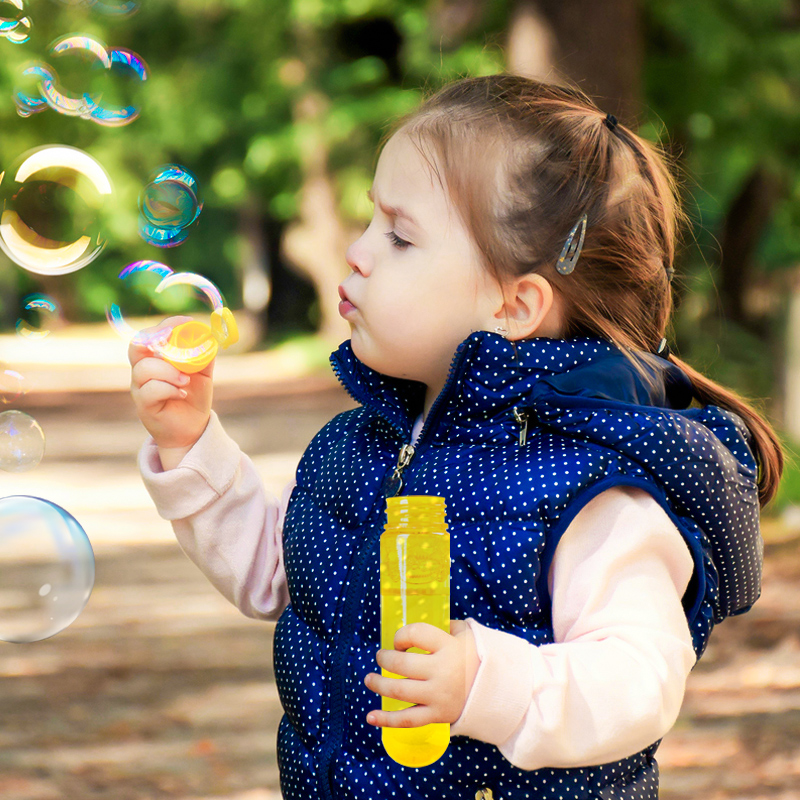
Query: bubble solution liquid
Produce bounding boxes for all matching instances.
[380,495,450,767]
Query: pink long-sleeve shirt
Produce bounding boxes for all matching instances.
[139,410,697,771]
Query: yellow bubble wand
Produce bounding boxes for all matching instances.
[152,272,239,374]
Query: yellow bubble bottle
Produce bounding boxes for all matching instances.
[380,495,450,767]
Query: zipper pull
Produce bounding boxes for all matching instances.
[381,443,416,497]
[512,407,528,448]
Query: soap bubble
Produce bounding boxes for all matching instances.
[15,293,60,339]
[0,0,31,44]
[0,496,94,643]
[13,37,147,125]
[138,165,203,248]
[42,34,110,119]
[0,145,113,276]
[0,0,25,32]
[107,264,227,364]
[14,62,55,118]
[106,259,174,340]
[89,47,148,127]
[0,410,45,472]
[0,365,26,404]
[157,271,223,312]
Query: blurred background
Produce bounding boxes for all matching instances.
[1,0,800,798]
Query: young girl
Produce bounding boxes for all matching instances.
[130,75,784,799]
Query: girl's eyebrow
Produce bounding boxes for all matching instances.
[366,187,420,229]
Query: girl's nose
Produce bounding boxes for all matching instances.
[346,232,371,275]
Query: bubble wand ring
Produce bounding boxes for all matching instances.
[147,272,238,374]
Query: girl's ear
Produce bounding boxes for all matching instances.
[493,273,562,341]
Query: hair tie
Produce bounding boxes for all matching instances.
[604,113,618,132]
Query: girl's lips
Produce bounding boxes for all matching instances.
[338,284,357,318]
[338,300,356,318]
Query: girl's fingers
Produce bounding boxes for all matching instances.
[374,649,431,680]
[366,671,430,704]
[367,705,433,729]
[393,622,448,653]
[132,356,189,390]
[127,316,194,367]
[137,378,187,408]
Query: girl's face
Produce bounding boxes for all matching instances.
[340,132,499,401]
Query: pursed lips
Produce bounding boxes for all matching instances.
[338,284,357,317]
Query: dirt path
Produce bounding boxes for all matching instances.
[1,384,798,798]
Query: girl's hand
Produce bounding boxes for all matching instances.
[129,316,214,450]
[364,620,480,729]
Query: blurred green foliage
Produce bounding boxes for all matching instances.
[0,0,799,441]
[0,0,508,328]
[0,0,796,324]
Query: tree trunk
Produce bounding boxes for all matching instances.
[506,0,643,123]
[280,90,355,345]
[717,165,784,334]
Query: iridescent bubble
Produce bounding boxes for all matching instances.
[105,260,174,341]
[0,495,94,643]
[0,409,45,472]
[106,265,228,366]
[0,0,25,33]
[0,365,26,405]
[14,62,55,118]
[15,293,60,339]
[89,47,148,127]
[0,145,113,276]
[156,271,223,312]
[41,34,109,119]
[0,0,30,43]
[138,165,203,248]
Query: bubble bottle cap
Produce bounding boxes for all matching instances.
[163,307,239,374]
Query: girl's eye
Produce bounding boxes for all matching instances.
[385,231,411,250]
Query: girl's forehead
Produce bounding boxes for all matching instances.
[374,133,449,208]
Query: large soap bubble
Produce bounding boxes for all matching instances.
[138,165,203,247]
[0,496,94,643]
[0,410,46,472]
[0,145,113,276]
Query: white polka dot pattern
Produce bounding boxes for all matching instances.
[273,331,762,800]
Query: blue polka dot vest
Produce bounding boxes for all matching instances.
[274,331,762,799]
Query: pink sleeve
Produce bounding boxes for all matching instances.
[138,410,293,621]
[449,485,697,770]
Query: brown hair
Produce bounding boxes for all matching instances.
[385,74,783,508]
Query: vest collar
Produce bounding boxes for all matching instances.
[330,330,694,440]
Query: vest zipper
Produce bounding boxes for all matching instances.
[513,406,529,447]
[318,338,478,799]
[382,443,416,497]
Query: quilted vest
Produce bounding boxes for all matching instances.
[274,331,761,800]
